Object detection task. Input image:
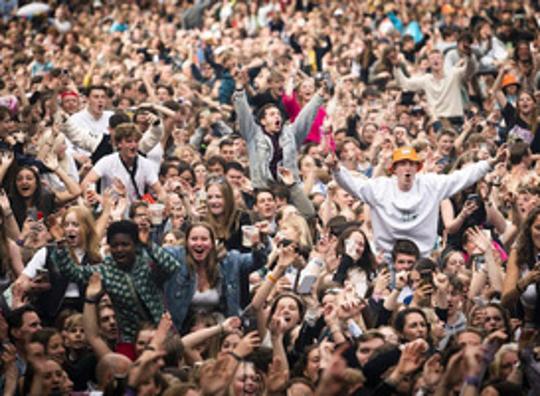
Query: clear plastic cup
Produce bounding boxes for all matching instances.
[241,225,258,247]
[149,203,165,226]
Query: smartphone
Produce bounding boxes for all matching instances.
[473,255,486,272]
[466,194,480,204]
[419,270,433,286]
[383,253,396,289]
[239,307,258,333]
[27,207,38,221]
[297,275,317,294]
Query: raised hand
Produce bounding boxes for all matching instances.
[42,151,59,172]
[233,331,261,358]
[466,226,491,253]
[277,166,294,186]
[222,316,241,333]
[0,189,11,213]
[86,272,103,299]
[150,312,173,350]
[0,151,14,170]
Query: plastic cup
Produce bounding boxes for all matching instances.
[242,225,258,247]
[149,203,165,226]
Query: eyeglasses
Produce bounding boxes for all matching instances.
[324,288,343,296]
[206,176,227,186]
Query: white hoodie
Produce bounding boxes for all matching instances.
[334,161,491,256]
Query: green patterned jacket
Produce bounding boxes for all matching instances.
[52,243,180,342]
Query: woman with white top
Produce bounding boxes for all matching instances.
[16,205,101,324]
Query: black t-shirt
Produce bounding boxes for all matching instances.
[64,351,97,391]
[501,103,540,153]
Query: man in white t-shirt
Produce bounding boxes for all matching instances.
[327,146,506,256]
[82,123,166,203]
[69,85,113,136]
[68,85,113,160]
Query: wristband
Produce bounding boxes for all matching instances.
[267,273,278,284]
[464,375,480,387]
[85,289,105,304]
[228,351,242,361]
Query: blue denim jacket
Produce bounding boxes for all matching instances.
[164,246,268,331]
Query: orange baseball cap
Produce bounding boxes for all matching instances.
[390,146,423,172]
[501,73,519,89]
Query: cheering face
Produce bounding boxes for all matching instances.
[232,361,260,396]
[63,211,82,248]
[207,184,225,217]
[87,88,107,116]
[187,225,214,263]
[299,79,315,102]
[117,136,139,162]
[517,92,535,116]
[109,233,137,268]
[16,168,37,198]
[428,51,443,73]
[393,160,419,192]
[402,312,428,341]
[46,333,66,365]
[273,296,301,331]
[259,106,282,134]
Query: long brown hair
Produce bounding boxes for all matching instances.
[516,90,539,134]
[0,206,12,277]
[185,222,220,288]
[62,206,101,264]
[515,205,540,270]
[205,177,240,242]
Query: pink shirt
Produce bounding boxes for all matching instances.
[281,92,335,150]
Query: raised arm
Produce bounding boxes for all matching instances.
[291,91,324,147]
[233,89,259,142]
[138,113,163,154]
[182,317,241,350]
[145,242,182,275]
[393,64,427,92]
[83,273,113,359]
[42,153,82,204]
[435,146,507,200]
[51,245,98,285]
[60,115,103,153]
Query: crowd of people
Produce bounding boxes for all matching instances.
[0,0,540,395]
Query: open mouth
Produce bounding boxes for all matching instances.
[192,246,207,259]
[19,185,32,194]
[66,234,78,243]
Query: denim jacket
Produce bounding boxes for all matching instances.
[164,246,268,332]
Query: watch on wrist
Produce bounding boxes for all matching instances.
[85,289,105,304]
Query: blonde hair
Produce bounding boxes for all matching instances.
[62,206,102,264]
[63,313,83,331]
[490,343,518,379]
[280,214,313,248]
